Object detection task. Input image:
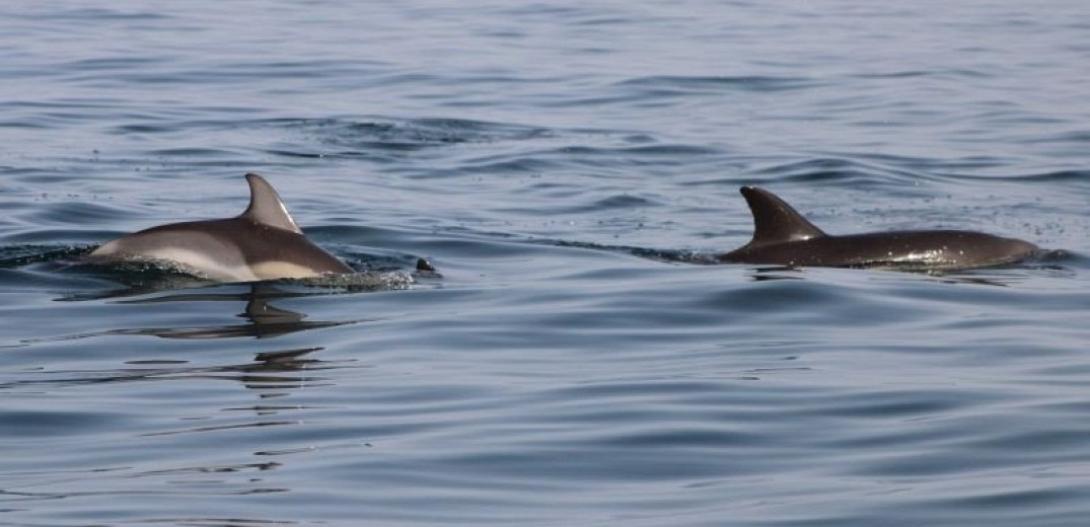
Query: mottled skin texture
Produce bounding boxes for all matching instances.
[718,187,1039,270]
[86,173,352,282]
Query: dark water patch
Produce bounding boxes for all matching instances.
[0,120,51,130]
[850,68,993,80]
[616,75,822,95]
[64,60,383,88]
[144,147,245,158]
[262,149,331,160]
[297,117,553,151]
[66,56,163,71]
[548,380,733,402]
[0,268,119,299]
[848,152,1017,172]
[591,194,661,210]
[0,409,128,436]
[110,114,271,136]
[224,59,384,81]
[15,202,142,226]
[456,143,725,175]
[945,487,1084,515]
[32,6,172,22]
[1043,249,1088,268]
[113,123,175,134]
[564,143,722,158]
[967,427,1090,453]
[0,99,126,110]
[1026,130,1090,144]
[444,156,564,176]
[526,194,663,216]
[938,169,1090,185]
[529,238,702,265]
[0,245,92,268]
[691,277,926,326]
[795,388,990,420]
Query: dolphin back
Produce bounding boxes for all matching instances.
[86,174,353,282]
[720,187,1039,270]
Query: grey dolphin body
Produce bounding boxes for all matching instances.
[718,187,1039,270]
[87,173,352,282]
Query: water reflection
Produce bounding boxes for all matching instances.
[744,265,1043,287]
[109,284,357,340]
[0,346,342,392]
[748,266,805,282]
[6,285,359,394]
[30,284,360,342]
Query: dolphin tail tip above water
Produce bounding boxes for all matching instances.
[720,186,1040,270]
[87,173,354,282]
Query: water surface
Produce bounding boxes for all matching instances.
[1,1,1089,526]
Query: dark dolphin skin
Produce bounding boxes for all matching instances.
[86,173,352,282]
[718,187,1040,270]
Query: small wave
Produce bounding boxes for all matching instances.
[535,238,715,265]
[533,194,663,215]
[592,194,660,210]
[289,270,414,291]
[81,256,418,292]
[742,157,933,187]
[1031,249,1086,270]
[0,120,51,130]
[456,143,724,175]
[0,244,92,268]
[1024,130,1090,144]
[27,6,171,22]
[17,202,140,227]
[849,68,992,80]
[938,169,1090,185]
[142,147,243,157]
[66,56,161,71]
[0,346,346,388]
[615,75,822,94]
[559,144,721,157]
[284,117,552,156]
[0,243,423,296]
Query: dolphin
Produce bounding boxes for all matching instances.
[87,173,353,282]
[718,186,1039,270]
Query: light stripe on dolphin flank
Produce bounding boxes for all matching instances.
[250,261,328,280]
[141,247,258,282]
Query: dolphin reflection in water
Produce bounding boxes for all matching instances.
[718,187,1040,270]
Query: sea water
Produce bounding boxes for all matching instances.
[1,1,1089,525]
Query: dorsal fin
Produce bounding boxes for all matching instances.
[240,173,302,234]
[739,186,826,246]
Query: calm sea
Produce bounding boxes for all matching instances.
[1,1,1088,526]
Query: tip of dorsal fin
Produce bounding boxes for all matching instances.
[738,186,826,246]
[240,173,302,234]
